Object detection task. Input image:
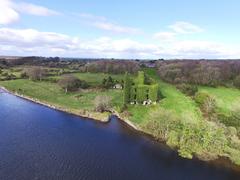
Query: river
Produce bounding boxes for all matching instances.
[0,90,240,180]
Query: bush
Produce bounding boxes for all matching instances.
[142,108,180,141]
[176,83,198,96]
[218,107,240,127]
[94,95,112,112]
[142,108,229,160]
[20,72,28,79]
[234,75,240,88]
[102,76,115,89]
[194,92,216,117]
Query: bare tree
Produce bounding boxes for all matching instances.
[58,75,81,93]
[25,67,46,81]
[94,95,112,112]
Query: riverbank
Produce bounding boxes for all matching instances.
[0,86,139,131]
[0,86,110,123]
[1,86,240,173]
[1,73,240,167]
[2,85,240,173]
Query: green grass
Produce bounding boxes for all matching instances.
[46,72,128,86]
[199,86,240,115]
[0,79,122,112]
[73,73,126,86]
[127,68,203,124]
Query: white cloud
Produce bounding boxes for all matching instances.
[13,2,60,16]
[92,21,141,34]
[78,13,142,34]
[169,21,204,34]
[0,0,19,24]
[153,21,204,44]
[1,27,240,59]
[0,0,59,25]
[153,32,176,42]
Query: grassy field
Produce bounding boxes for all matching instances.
[46,72,128,86]
[0,68,22,80]
[73,72,126,86]
[0,79,122,112]
[127,68,203,124]
[199,86,240,116]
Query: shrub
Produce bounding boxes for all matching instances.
[234,75,240,88]
[20,72,28,79]
[94,95,112,112]
[102,76,115,89]
[176,83,198,96]
[194,92,210,106]
[194,92,217,117]
[218,107,240,127]
[142,108,180,141]
[202,96,217,117]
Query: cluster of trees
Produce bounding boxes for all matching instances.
[142,108,232,160]
[176,83,198,96]
[0,71,17,80]
[0,56,87,70]
[80,60,140,74]
[58,75,89,93]
[157,60,240,87]
[102,76,122,89]
[24,67,46,81]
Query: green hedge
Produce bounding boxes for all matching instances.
[136,85,148,103]
[137,71,145,85]
[149,84,159,102]
[123,72,131,105]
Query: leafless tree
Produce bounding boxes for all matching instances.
[94,95,112,112]
[58,75,81,93]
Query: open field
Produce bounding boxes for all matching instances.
[128,68,203,124]
[199,86,240,116]
[0,79,123,112]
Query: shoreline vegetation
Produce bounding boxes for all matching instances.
[1,58,240,168]
[1,85,240,172]
[0,86,138,129]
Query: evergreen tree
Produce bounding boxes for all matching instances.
[123,72,131,105]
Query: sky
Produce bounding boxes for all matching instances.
[1,0,240,59]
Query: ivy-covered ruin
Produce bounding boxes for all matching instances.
[123,71,159,105]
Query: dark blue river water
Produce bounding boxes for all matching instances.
[0,90,240,180]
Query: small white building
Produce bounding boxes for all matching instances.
[113,84,123,89]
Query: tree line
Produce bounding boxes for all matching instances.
[80,60,140,74]
[156,60,240,88]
